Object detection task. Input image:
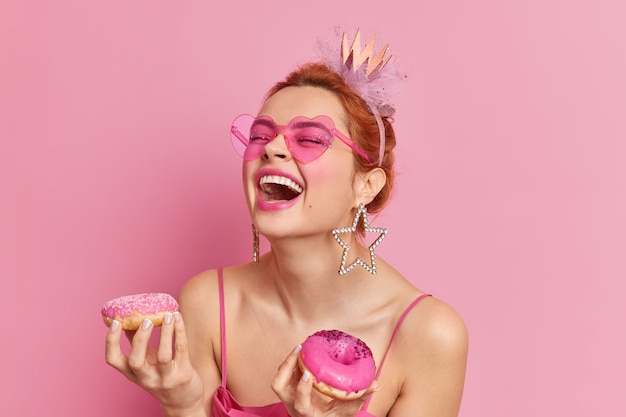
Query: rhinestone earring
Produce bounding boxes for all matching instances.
[252,223,259,263]
[332,203,388,275]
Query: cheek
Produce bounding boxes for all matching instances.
[243,158,262,177]
[307,165,334,183]
[242,162,256,193]
[242,162,252,180]
[304,159,354,191]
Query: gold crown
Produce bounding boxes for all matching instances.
[341,29,392,79]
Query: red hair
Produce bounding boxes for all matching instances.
[265,62,396,214]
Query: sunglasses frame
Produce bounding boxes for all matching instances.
[230,114,373,163]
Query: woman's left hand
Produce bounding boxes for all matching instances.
[271,345,378,417]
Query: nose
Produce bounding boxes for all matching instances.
[262,134,292,161]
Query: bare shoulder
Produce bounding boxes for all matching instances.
[394,296,468,378]
[177,266,253,338]
[404,296,468,354]
[176,268,222,357]
[384,296,468,417]
[381,268,468,354]
[177,268,220,314]
[176,268,224,405]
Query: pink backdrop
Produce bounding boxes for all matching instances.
[1,1,624,416]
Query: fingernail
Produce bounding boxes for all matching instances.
[301,370,311,382]
[164,312,173,325]
[293,344,302,355]
[372,385,381,392]
[110,320,120,331]
[141,319,153,330]
[173,312,181,322]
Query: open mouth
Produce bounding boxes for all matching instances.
[259,175,303,201]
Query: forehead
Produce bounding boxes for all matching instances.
[259,86,348,129]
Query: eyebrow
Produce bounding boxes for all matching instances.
[252,116,333,132]
[251,118,275,130]
[290,119,332,131]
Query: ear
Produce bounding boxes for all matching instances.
[354,167,387,205]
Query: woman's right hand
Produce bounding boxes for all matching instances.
[105,311,206,417]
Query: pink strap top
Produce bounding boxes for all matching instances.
[211,268,432,417]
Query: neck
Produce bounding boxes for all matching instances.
[259,233,376,323]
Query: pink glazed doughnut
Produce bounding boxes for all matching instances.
[101,293,178,330]
[298,329,376,400]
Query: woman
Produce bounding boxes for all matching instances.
[105,28,468,417]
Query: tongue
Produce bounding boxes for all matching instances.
[262,183,299,201]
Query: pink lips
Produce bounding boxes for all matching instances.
[255,168,303,211]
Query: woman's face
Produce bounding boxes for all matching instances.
[243,85,360,240]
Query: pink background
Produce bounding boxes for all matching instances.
[1,1,624,416]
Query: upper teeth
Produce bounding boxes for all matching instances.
[260,175,303,194]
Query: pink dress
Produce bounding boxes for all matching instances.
[211,268,431,417]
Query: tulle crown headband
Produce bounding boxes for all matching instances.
[316,27,406,166]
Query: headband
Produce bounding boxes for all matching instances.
[316,27,406,166]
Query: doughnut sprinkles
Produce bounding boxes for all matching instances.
[298,329,376,400]
[101,293,178,330]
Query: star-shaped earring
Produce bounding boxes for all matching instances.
[332,203,388,275]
